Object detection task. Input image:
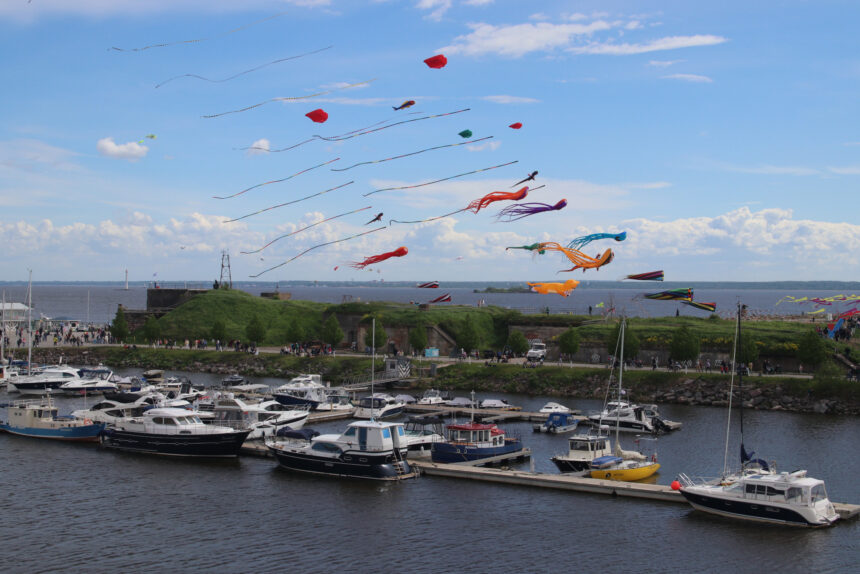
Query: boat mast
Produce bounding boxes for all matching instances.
[616,319,625,444]
[26,270,32,376]
[1,290,5,364]
[721,303,741,479]
[370,317,375,421]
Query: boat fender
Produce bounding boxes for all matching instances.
[605,472,612,479]
[651,453,657,463]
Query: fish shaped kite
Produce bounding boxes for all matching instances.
[644,288,693,301]
[527,279,580,297]
[365,212,383,225]
[496,199,567,222]
[393,100,416,111]
[305,109,329,123]
[428,293,452,303]
[516,242,615,273]
[350,246,408,269]
[566,232,627,252]
[424,54,448,69]
[624,270,663,281]
[512,171,538,187]
[467,186,529,213]
[681,300,716,312]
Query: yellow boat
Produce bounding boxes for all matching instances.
[589,457,660,481]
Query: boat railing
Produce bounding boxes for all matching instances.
[6,397,54,408]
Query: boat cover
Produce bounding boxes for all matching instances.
[277,428,320,440]
[590,455,623,469]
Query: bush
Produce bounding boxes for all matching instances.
[110,307,129,343]
[557,328,580,357]
[320,314,344,347]
[142,316,161,344]
[363,315,387,350]
[507,331,529,355]
[210,319,227,343]
[456,320,480,354]
[408,324,428,353]
[607,321,640,359]
[245,316,266,344]
[796,329,827,368]
[669,326,700,362]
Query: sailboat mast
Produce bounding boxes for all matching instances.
[617,319,625,442]
[721,303,741,479]
[26,270,32,376]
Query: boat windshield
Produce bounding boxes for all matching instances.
[810,484,828,503]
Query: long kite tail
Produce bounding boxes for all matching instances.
[112,12,288,52]
[567,231,628,251]
[156,46,333,88]
[331,136,493,172]
[389,207,469,225]
[222,181,354,223]
[213,158,340,199]
[250,227,387,278]
[465,185,530,213]
[350,246,408,269]
[495,196,562,222]
[364,161,518,196]
[241,207,372,254]
[202,78,376,119]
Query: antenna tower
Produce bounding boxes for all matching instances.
[220,250,233,289]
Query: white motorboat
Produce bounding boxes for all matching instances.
[353,393,405,420]
[551,433,614,473]
[8,365,87,394]
[533,412,580,434]
[316,391,354,412]
[273,374,328,409]
[156,376,206,401]
[587,401,679,433]
[266,420,413,480]
[100,408,250,457]
[402,415,446,455]
[59,367,118,395]
[445,397,475,408]
[479,398,515,410]
[416,389,446,405]
[539,402,571,414]
[208,393,309,440]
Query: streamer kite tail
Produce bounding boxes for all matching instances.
[466,186,529,213]
[643,288,693,301]
[681,300,717,312]
[417,281,439,288]
[365,213,383,225]
[428,293,452,303]
[624,270,664,281]
[496,199,567,222]
[350,246,408,269]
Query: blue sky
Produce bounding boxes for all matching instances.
[2,0,859,283]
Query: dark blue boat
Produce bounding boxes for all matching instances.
[431,422,523,463]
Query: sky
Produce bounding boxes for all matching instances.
[2,0,859,283]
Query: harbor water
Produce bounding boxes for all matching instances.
[0,370,857,573]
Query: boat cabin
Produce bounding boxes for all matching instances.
[446,423,506,447]
[732,472,831,506]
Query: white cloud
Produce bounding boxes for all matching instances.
[662,73,713,83]
[728,164,819,176]
[626,181,672,189]
[828,166,860,175]
[570,34,727,55]
[443,21,613,58]
[246,138,270,156]
[0,1,329,20]
[0,139,82,173]
[416,0,452,21]
[464,0,494,5]
[648,59,683,67]
[96,137,148,160]
[482,95,540,104]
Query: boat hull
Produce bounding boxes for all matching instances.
[352,405,404,420]
[551,457,591,473]
[431,440,523,463]
[268,446,411,480]
[272,394,321,410]
[100,428,251,457]
[680,488,836,527]
[590,462,660,481]
[0,422,105,442]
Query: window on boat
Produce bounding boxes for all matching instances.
[810,485,827,503]
[397,427,405,436]
[162,418,177,425]
[786,487,805,503]
[312,442,341,453]
[152,417,164,424]
[106,410,122,417]
[382,428,391,439]
[343,427,356,437]
[765,486,784,498]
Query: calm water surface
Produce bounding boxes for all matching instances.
[0,369,857,573]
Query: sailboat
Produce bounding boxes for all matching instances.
[677,303,839,527]
[588,319,660,481]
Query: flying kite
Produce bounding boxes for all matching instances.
[505,243,546,253]
[566,232,627,252]
[213,158,340,199]
[496,199,567,222]
[512,171,538,187]
[643,288,693,301]
[332,137,493,172]
[155,46,332,88]
[202,78,375,118]
[241,206,372,254]
[365,213,383,225]
[393,100,416,111]
[111,12,287,52]
[417,281,439,288]
[306,109,329,123]
[242,108,471,154]
[424,54,448,69]
[222,181,354,223]
[624,270,663,281]
[512,242,614,273]
[350,246,408,269]
[509,122,523,129]
[428,293,452,303]
[388,185,544,225]
[458,130,473,138]
[365,161,517,196]
[681,300,717,312]
[250,227,386,278]
[527,279,580,297]
[138,134,156,144]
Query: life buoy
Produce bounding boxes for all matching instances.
[84,418,93,425]
[605,472,612,479]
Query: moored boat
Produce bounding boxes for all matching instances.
[533,412,580,434]
[551,433,613,473]
[353,393,405,419]
[0,395,105,441]
[431,421,524,463]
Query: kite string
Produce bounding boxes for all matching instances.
[240,206,372,254]
[213,158,339,199]
[332,136,493,172]
[250,226,386,278]
[223,181,354,223]
[364,161,518,196]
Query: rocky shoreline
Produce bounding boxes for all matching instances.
[29,347,858,416]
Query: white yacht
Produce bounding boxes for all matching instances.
[550,433,613,473]
[417,389,446,405]
[8,365,85,394]
[353,393,405,420]
[207,393,309,440]
[273,374,328,409]
[539,402,571,414]
[59,367,118,395]
[587,401,679,433]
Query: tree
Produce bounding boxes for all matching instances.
[669,326,700,362]
[110,306,129,343]
[507,330,529,356]
[796,329,827,368]
[408,324,428,354]
[557,328,580,359]
[245,315,266,344]
[736,335,759,366]
[363,316,387,351]
[456,320,480,354]
[210,319,227,343]
[283,317,305,343]
[607,321,640,359]
[321,314,344,347]
[141,316,161,344]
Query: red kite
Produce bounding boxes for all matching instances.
[305,109,329,123]
[424,54,448,69]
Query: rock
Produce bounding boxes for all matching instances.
[813,400,830,414]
